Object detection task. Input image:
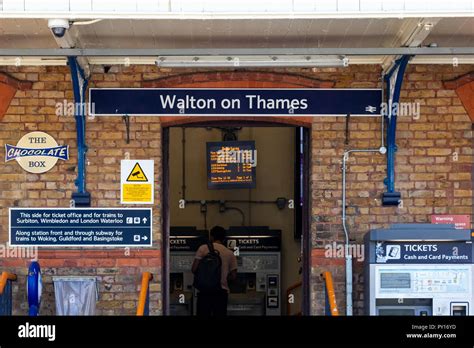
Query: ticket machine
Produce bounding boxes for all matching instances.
[169,226,208,316]
[365,224,473,316]
[226,226,281,316]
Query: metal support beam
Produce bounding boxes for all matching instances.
[68,56,91,207]
[382,55,411,206]
[0,47,473,57]
[380,18,440,69]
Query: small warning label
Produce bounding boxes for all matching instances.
[126,162,148,182]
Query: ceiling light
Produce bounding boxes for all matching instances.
[155,55,347,68]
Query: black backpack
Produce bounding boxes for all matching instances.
[193,242,222,293]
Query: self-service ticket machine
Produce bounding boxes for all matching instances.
[169,226,208,316]
[365,224,473,316]
[226,226,281,316]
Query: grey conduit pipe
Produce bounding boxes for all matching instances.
[341,73,389,316]
[342,148,385,316]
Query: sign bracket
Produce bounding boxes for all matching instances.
[382,55,412,206]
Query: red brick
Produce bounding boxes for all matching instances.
[116,259,142,267]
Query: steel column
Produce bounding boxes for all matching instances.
[68,56,91,206]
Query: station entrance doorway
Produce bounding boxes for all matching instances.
[162,120,310,316]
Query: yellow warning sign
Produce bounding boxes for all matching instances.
[122,184,152,203]
[126,162,148,182]
[121,159,154,204]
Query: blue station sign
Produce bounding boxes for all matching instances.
[9,208,152,247]
[89,88,382,117]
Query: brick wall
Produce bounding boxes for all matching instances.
[310,64,473,314]
[0,66,163,315]
[0,64,472,315]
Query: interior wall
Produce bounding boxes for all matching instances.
[169,126,301,313]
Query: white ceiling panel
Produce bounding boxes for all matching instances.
[24,0,69,11]
[70,0,93,12]
[1,0,473,18]
[0,17,471,49]
[427,17,474,47]
[0,15,471,67]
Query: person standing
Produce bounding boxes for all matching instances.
[192,226,238,317]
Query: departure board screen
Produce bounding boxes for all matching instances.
[207,141,256,189]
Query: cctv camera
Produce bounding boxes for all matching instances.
[48,19,70,38]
